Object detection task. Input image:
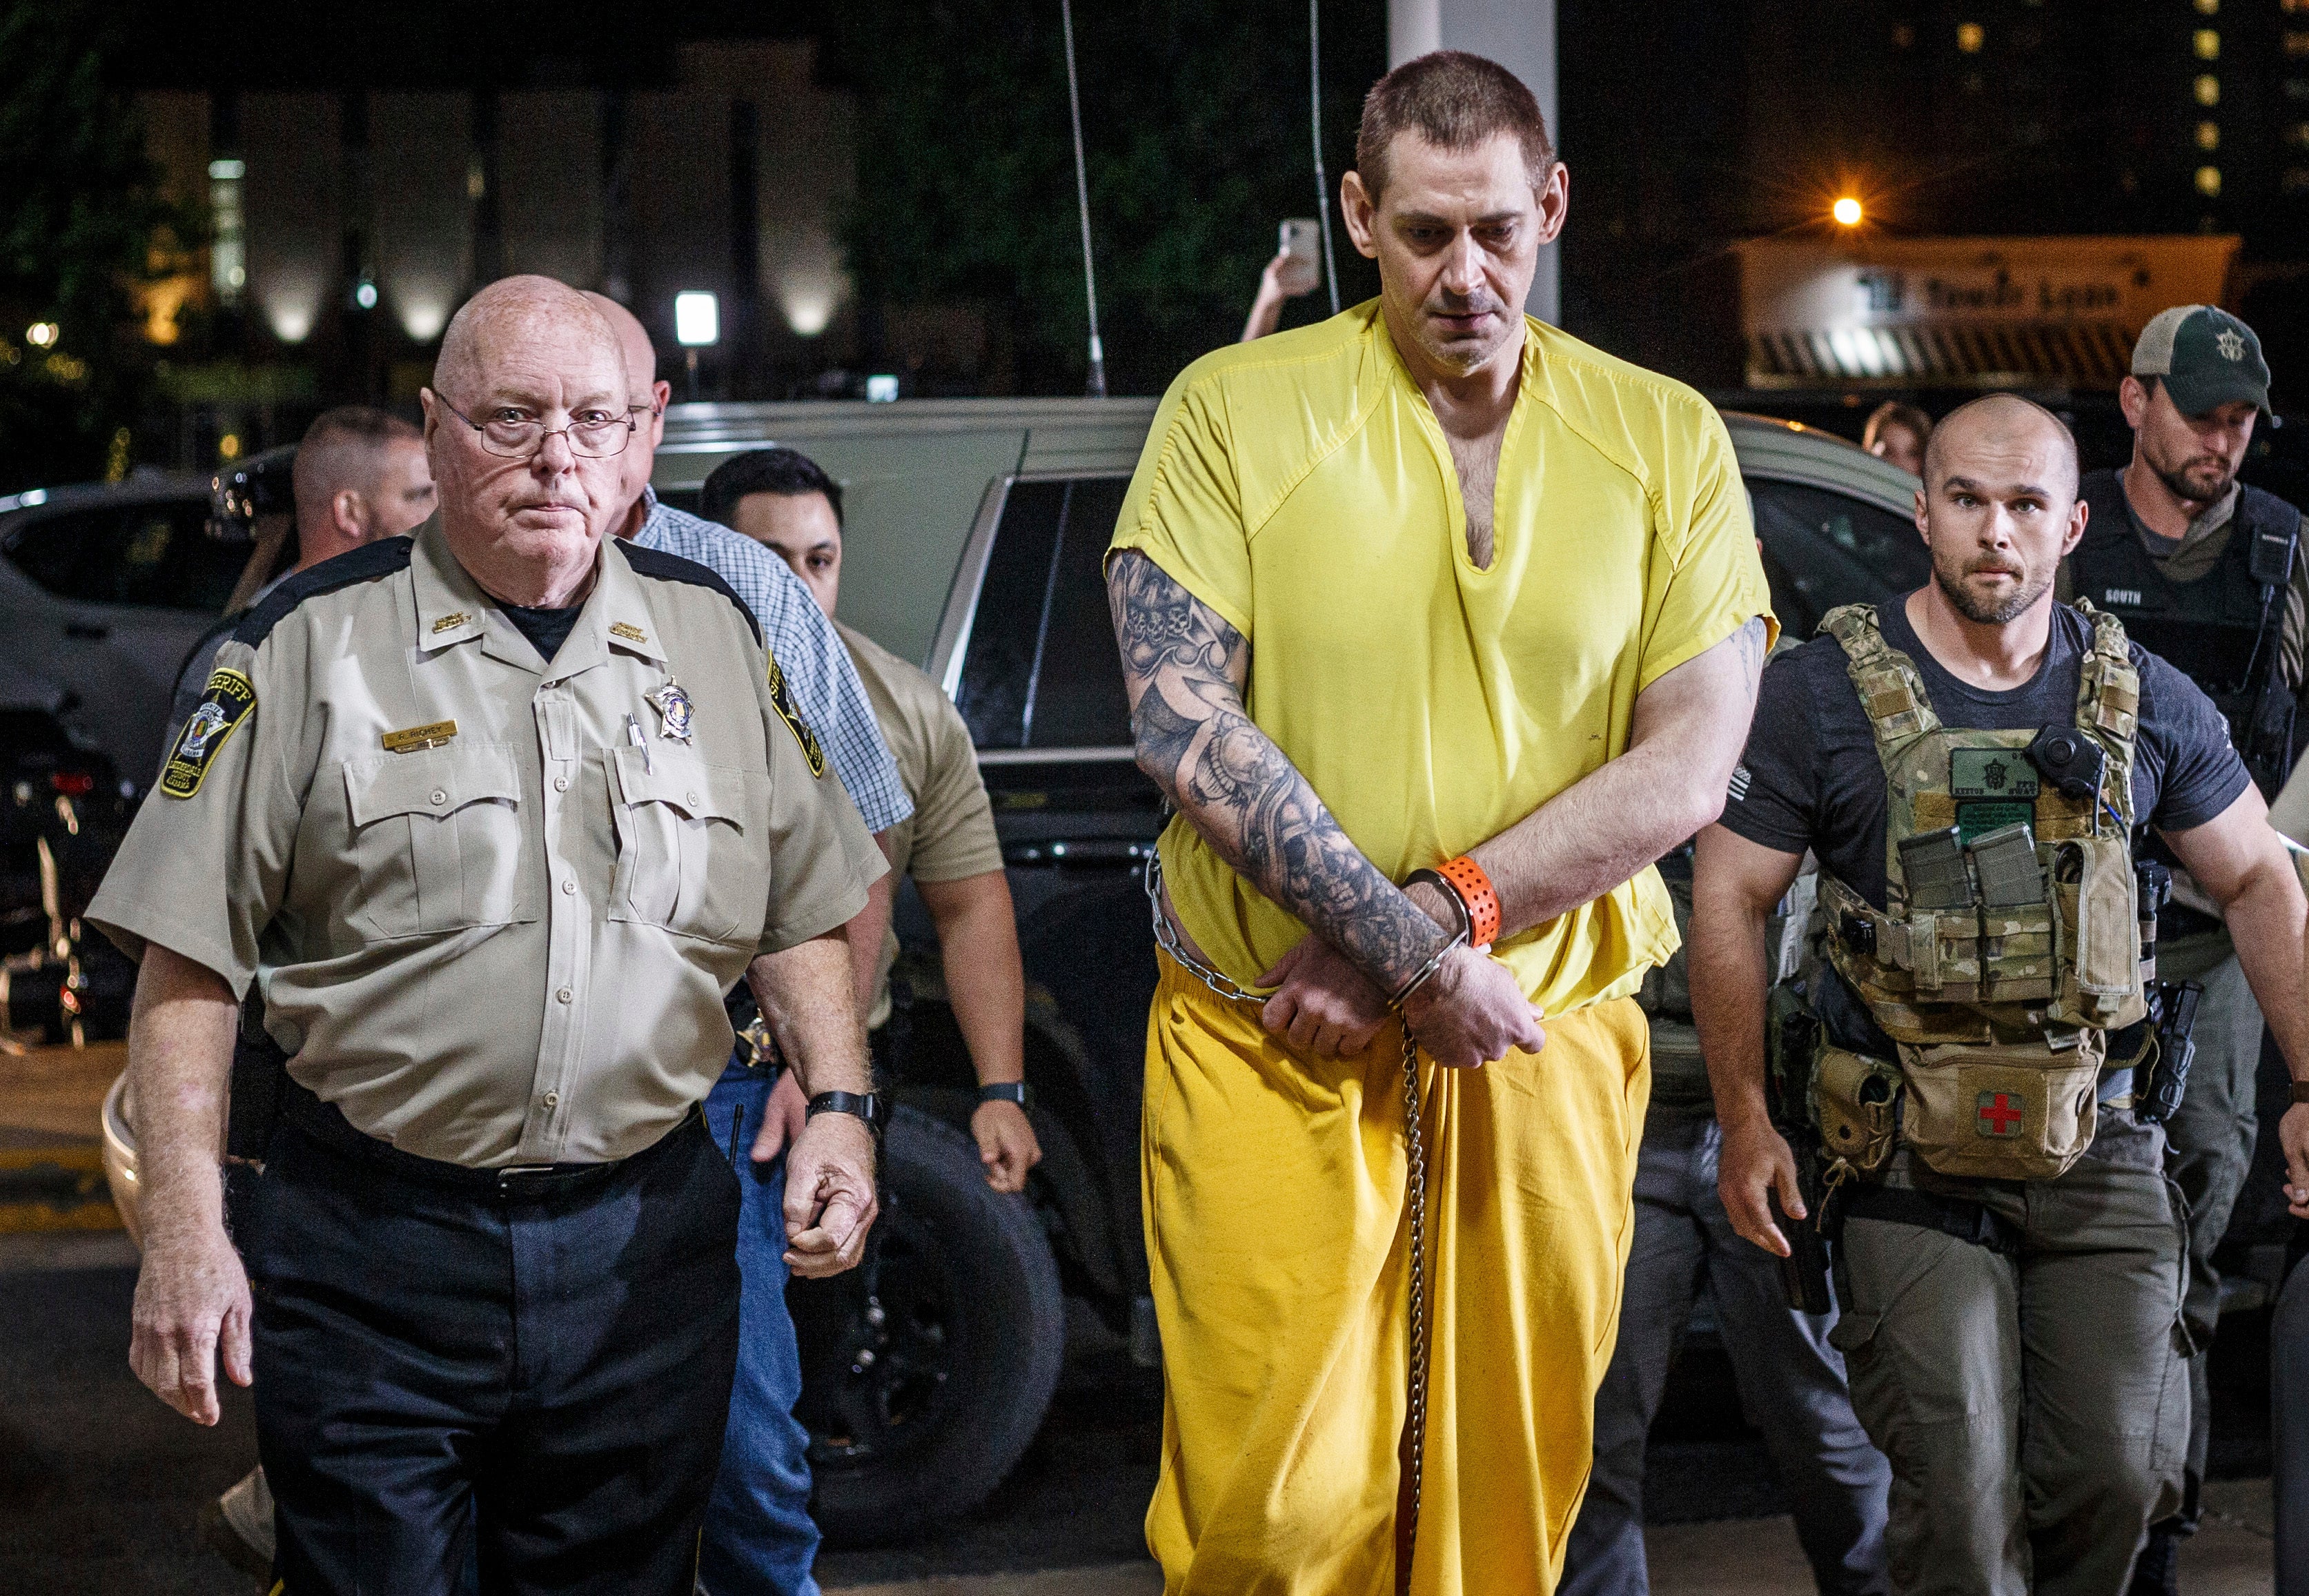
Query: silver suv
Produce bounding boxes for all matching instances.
[0,477,246,789]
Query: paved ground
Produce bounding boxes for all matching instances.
[0,1041,2285,1594]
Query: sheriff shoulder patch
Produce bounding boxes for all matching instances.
[766,655,827,778]
[161,669,257,799]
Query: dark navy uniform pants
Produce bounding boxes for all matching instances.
[237,1107,742,1596]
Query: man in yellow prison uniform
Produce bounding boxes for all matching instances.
[1104,53,1774,1596]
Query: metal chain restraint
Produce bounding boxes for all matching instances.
[1142,853,1432,1567]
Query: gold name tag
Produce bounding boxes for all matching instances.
[382,720,458,753]
[431,612,470,635]
[611,621,648,644]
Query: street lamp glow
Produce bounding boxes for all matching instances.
[674,292,720,348]
[1831,197,1863,227]
[24,322,58,348]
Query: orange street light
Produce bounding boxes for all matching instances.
[1832,196,1863,227]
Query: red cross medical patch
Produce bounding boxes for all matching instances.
[1976,1091,2025,1138]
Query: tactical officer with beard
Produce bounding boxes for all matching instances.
[2060,306,2301,1595]
[1700,395,2309,1595]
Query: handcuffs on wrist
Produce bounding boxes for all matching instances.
[1390,856,1503,1010]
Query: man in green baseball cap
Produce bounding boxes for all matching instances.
[2062,303,2303,1596]
[2132,302,2273,419]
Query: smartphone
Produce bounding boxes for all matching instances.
[1276,218,1322,295]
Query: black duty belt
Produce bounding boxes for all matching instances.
[1838,1181,2022,1255]
[279,1078,683,1199]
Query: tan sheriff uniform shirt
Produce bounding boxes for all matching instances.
[835,621,1005,1027]
[90,517,883,1167]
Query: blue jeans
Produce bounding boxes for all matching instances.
[699,1061,823,1596]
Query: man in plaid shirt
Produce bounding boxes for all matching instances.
[591,294,910,1596]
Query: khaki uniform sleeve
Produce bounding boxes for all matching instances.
[86,633,307,996]
[904,692,1005,885]
[1107,364,1253,639]
[755,647,886,955]
[1635,400,1778,690]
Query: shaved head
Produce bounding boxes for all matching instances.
[581,291,659,407]
[1922,393,2079,500]
[1912,392,2088,630]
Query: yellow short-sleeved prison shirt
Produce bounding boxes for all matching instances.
[1108,303,1773,1014]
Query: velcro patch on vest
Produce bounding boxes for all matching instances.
[765,656,828,778]
[1949,749,2038,800]
[1976,1090,2026,1138]
[161,669,256,799]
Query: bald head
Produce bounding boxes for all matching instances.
[582,291,659,408]
[435,275,628,404]
[1921,393,2079,500]
[422,275,636,607]
[580,291,671,523]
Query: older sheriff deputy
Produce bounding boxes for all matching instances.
[1696,395,2309,1595]
[90,277,885,1596]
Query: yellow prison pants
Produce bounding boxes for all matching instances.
[1141,952,1651,1595]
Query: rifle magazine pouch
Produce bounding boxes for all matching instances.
[1896,1030,2103,1181]
[2050,837,2147,1029]
[1811,1045,1903,1174]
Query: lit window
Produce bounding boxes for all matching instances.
[2293,122,2309,146]
[2197,165,2223,197]
[2199,121,2221,150]
[2290,0,2308,12]
[1892,23,1915,48]
[2286,166,2309,193]
[2290,30,2309,56]
[2197,0,2218,12]
[2195,29,2220,60]
[2197,75,2221,106]
[207,157,246,308]
[1957,21,1985,52]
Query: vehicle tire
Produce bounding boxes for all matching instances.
[789,1103,1065,1545]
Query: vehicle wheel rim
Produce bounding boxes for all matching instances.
[798,1202,961,1467]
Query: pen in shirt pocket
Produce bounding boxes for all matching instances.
[625,711,652,774]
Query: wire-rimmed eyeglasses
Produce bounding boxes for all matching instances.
[436,395,647,460]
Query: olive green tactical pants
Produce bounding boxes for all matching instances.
[2152,932,2263,1535]
[1831,1141,2189,1596]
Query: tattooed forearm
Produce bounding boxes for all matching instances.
[1731,615,1768,692]
[1107,551,1448,989]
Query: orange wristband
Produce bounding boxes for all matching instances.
[1435,856,1502,948]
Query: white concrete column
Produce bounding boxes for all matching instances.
[1387,0,1559,326]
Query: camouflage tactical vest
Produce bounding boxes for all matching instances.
[1811,601,2148,1182]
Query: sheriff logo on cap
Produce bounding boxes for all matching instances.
[2132,304,2271,416]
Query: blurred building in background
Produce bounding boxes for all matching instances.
[1563,0,2309,400]
[121,40,861,467]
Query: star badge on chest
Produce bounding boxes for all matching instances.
[647,678,694,743]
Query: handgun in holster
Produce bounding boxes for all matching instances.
[2133,978,2203,1125]
[1764,985,1834,1315]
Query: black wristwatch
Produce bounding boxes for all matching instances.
[805,1090,888,1132]
[978,1081,1032,1110]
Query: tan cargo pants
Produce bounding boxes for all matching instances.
[1829,1131,2190,1596]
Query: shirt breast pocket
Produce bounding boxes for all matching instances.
[609,745,772,946]
[342,744,531,940]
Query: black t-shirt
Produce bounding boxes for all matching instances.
[1720,598,2249,909]
[499,600,584,664]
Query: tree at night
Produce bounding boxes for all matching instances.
[0,1,181,492]
[821,0,1387,397]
